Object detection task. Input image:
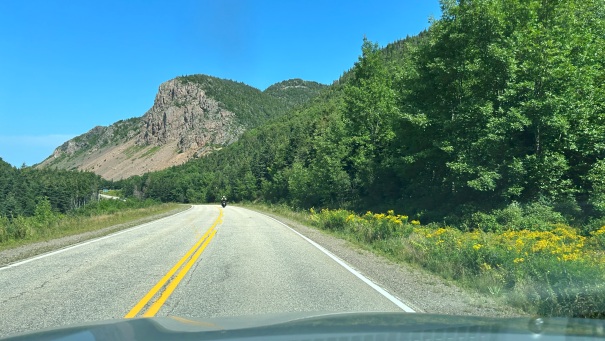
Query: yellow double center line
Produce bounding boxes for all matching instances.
[125,208,223,318]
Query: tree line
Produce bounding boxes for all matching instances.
[0,158,104,218]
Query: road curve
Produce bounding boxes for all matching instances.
[0,205,405,337]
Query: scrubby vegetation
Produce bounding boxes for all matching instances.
[264,79,328,108]
[177,74,327,128]
[0,158,177,246]
[309,207,605,318]
[0,195,178,248]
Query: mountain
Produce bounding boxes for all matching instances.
[264,78,327,108]
[37,75,326,180]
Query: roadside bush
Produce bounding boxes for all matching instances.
[589,225,605,249]
[409,222,605,316]
[466,202,567,232]
[33,198,60,232]
[310,207,605,317]
[520,202,567,231]
[9,216,30,239]
[357,211,412,243]
[0,198,164,244]
[0,215,9,242]
[310,208,350,231]
[469,211,502,232]
[311,208,413,243]
[528,259,605,317]
[581,217,605,236]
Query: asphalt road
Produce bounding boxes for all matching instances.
[0,205,407,338]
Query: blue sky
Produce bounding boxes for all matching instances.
[0,0,441,167]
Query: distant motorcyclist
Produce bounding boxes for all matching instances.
[221,196,227,208]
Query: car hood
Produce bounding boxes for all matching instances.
[3,312,605,340]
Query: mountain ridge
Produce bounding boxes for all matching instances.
[37,76,326,179]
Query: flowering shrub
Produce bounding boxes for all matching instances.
[590,225,605,249]
[311,208,413,243]
[310,208,605,317]
[309,208,349,231]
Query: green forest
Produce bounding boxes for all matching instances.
[0,158,103,217]
[177,74,327,129]
[116,0,605,232]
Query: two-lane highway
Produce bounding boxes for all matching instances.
[0,205,407,337]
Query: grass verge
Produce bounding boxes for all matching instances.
[243,203,605,319]
[0,201,187,253]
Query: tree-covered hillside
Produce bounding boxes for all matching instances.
[0,158,103,217]
[120,0,605,230]
[177,75,326,128]
[264,79,328,108]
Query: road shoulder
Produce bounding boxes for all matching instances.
[251,208,525,318]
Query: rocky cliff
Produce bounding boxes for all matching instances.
[138,79,243,153]
[38,75,326,180]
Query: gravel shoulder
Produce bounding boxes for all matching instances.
[251,208,526,318]
[0,206,191,267]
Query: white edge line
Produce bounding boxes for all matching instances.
[0,206,194,270]
[249,209,415,313]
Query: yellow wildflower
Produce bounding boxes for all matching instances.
[435,228,447,235]
[531,239,549,252]
[427,228,447,238]
[561,253,581,262]
[592,225,605,236]
[372,213,386,221]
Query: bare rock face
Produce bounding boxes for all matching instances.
[53,126,109,156]
[38,79,245,180]
[138,79,243,150]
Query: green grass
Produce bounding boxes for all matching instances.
[140,146,161,159]
[123,144,146,158]
[122,144,161,160]
[0,202,186,252]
